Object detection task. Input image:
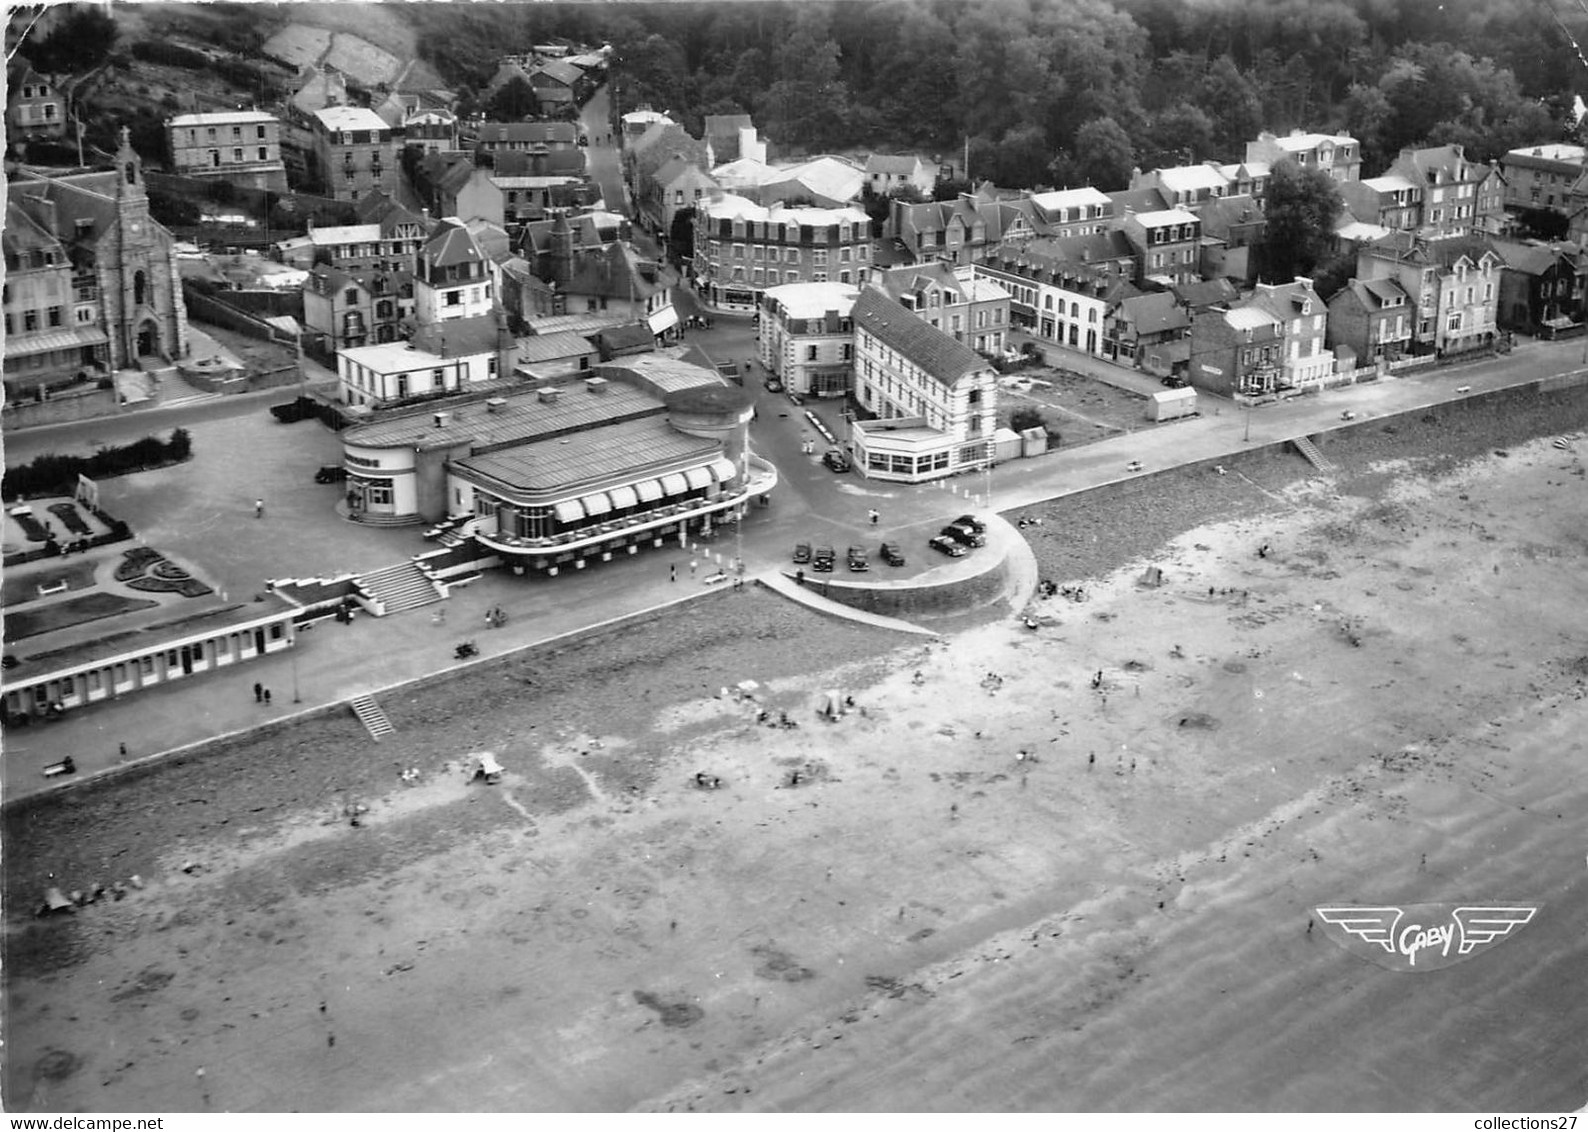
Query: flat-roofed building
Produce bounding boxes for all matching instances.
[312,105,399,202]
[694,193,873,313]
[168,110,288,192]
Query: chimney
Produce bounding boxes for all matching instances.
[584,376,608,394]
[538,386,561,403]
[433,410,451,427]
[485,397,507,413]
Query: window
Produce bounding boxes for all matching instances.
[24,310,38,332]
[233,148,244,162]
[258,146,269,161]
[445,290,461,306]
[807,345,818,361]
[1447,310,1462,332]
[47,306,61,327]
[344,288,360,306]
[257,125,267,139]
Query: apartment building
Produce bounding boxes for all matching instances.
[167,110,288,192]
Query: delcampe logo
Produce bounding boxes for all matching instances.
[1315,904,1539,972]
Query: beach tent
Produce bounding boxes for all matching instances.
[469,751,504,784]
[819,690,845,720]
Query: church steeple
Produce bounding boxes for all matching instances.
[115,125,144,195]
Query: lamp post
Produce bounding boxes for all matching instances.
[290,634,301,704]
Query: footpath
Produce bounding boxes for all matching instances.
[6,337,1585,803]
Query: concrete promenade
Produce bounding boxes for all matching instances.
[6,336,1585,803]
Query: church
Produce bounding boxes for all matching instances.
[4,128,189,397]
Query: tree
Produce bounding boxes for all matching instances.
[1053,117,1136,191]
[1140,105,1216,169]
[1009,406,1046,433]
[485,77,537,122]
[1258,159,1343,284]
[24,4,118,73]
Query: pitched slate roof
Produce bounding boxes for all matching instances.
[1487,238,1572,276]
[1171,278,1240,310]
[528,58,583,87]
[411,313,506,358]
[1119,292,1189,335]
[516,330,596,364]
[866,154,925,176]
[423,220,486,268]
[852,286,989,387]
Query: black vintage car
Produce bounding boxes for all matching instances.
[314,465,348,484]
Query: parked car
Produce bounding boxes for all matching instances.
[942,522,986,548]
[792,541,812,564]
[764,376,784,393]
[812,545,836,572]
[314,465,348,484]
[787,390,804,407]
[928,534,967,557]
[822,448,851,473]
[880,541,906,567]
[846,545,870,572]
[952,514,987,533]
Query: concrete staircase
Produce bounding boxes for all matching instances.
[348,694,394,740]
[1292,435,1335,473]
[354,560,443,615]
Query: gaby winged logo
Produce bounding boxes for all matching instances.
[1315,904,1539,972]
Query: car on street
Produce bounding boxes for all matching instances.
[928,534,967,557]
[846,545,870,572]
[792,541,812,564]
[880,541,906,567]
[822,448,851,473]
[787,389,804,406]
[952,514,986,533]
[314,465,348,484]
[812,545,836,572]
[764,376,784,393]
[941,522,986,548]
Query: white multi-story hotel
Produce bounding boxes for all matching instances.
[693,192,873,314]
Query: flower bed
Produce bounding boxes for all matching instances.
[47,502,93,537]
[114,547,165,582]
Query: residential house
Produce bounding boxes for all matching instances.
[1193,193,1265,285]
[1171,278,1240,313]
[1216,161,1272,202]
[303,264,378,354]
[1026,187,1113,239]
[4,131,189,390]
[1355,233,1503,356]
[1244,277,1335,390]
[1113,291,1190,376]
[476,121,580,158]
[312,105,399,202]
[290,67,348,122]
[644,155,718,241]
[1187,304,1284,399]
[871,261,1011,356]
[703,114,767,167]
[1245,130,1361,182]
[1325,277,1412,365]
[627,122,709,229]
[414,219,495,326]
[757,281,860,397]
[888,193,987,266]
[440,153,587,232]
[337,311,517,410]
[1387,145,1486,240]
[849,286,999,483]
[553,241,680,342]
[1117,207,1202,288]
[514,329,598,380]
[1339,175,1422,233]
[1130,163,1231,208]
[7,64,67,143]
[1499,144,1585,215]
[167,110,288,193]
[1474,164,1509,236]
[865,154,936,198]
[973,233,1138,360]
[693,193,873,313]
[525,58,588,113]
[1486,238,1588,336]
[619,108,673,145]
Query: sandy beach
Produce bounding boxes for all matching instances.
[5,397,1588,1113]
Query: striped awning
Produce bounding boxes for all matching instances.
[4,325,110,359]
[634,479,663,502]
[683,466,713,490]
[580,492,613,516]
[659,472,689,496]
[552,499,585,524]
[709,457,738,483]
[608,484,639,509]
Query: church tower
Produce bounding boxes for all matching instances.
[110,126,188,366]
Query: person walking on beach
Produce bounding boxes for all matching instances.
[255,498,265,519]
[254,682,263,703]
[670,563,676,583]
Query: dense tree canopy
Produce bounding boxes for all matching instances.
[1258,160,1345,284]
